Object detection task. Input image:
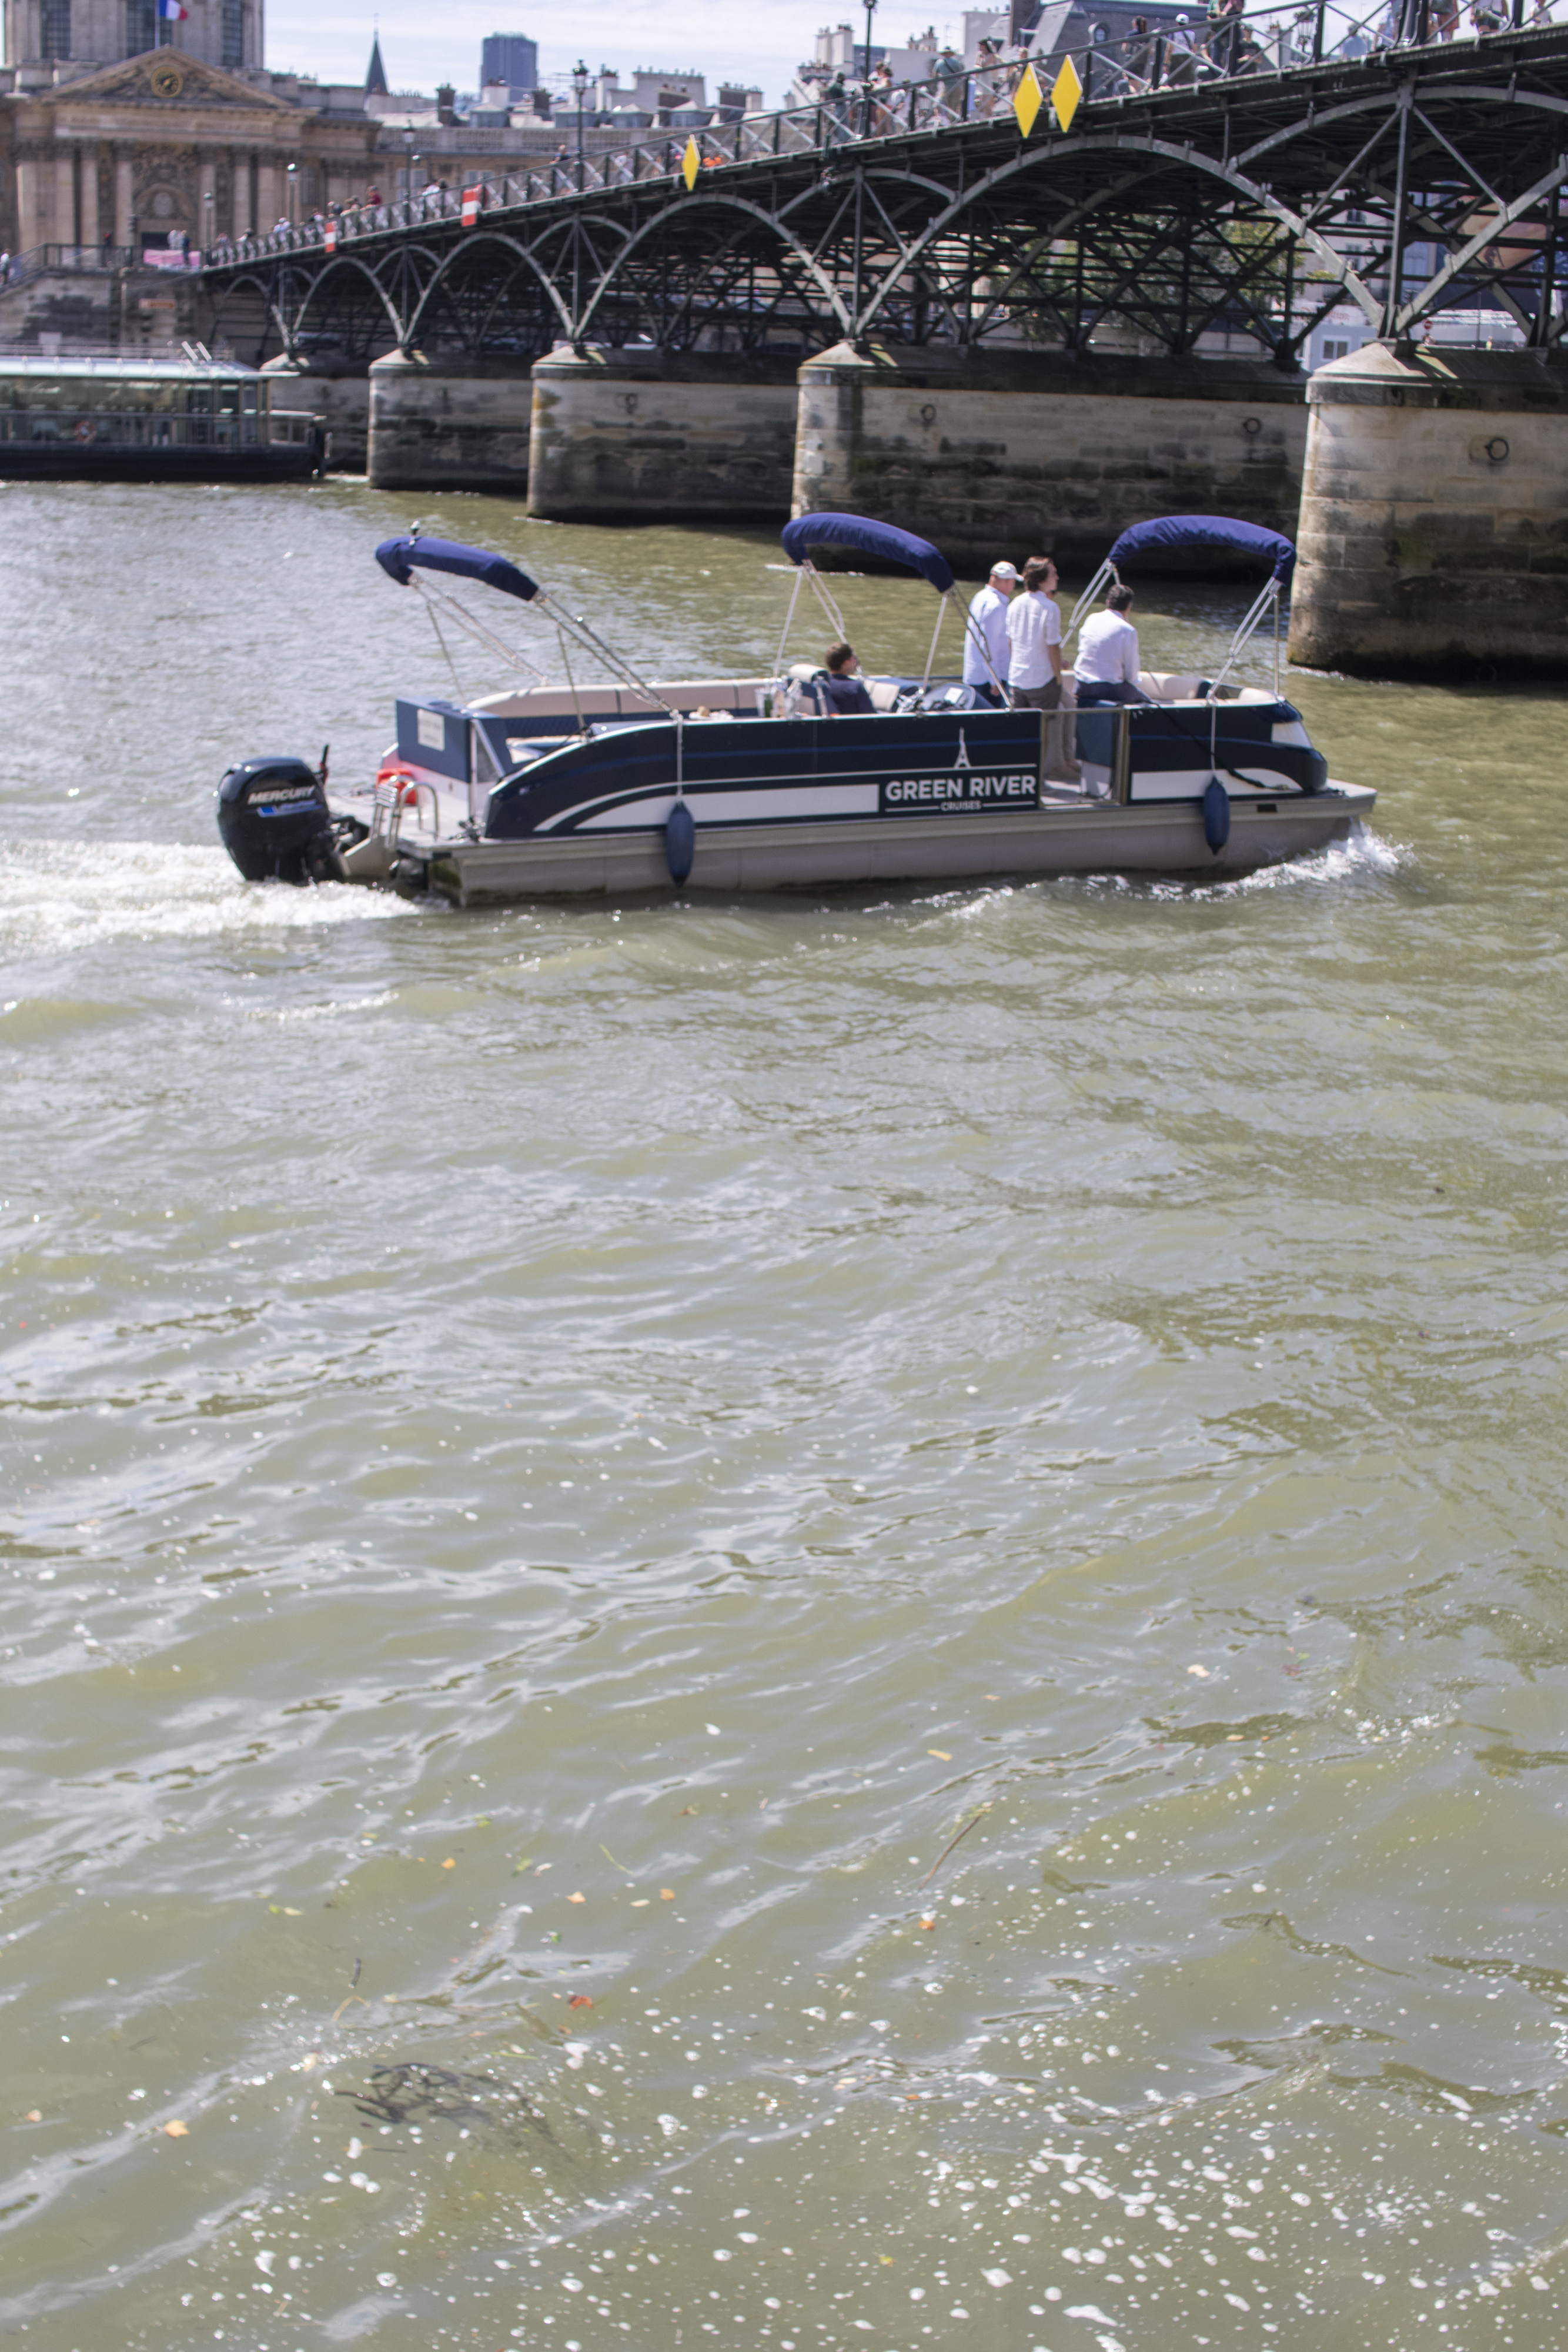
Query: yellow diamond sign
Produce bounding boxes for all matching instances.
[1051,55,1083,132]
[1012,62,1042,138]
[681,136,701,191]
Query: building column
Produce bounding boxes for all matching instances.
[79,144,101,248]
[230,145,249,236]
[54,148,75,250]
[256,156,279,230]
[115,148,135,247]
[15,153,41,253]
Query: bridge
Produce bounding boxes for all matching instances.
[203,19,1568,369]
[198,14,1568,681]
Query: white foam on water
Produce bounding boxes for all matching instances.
[0,838,418,958]
[1139,820,1411,903]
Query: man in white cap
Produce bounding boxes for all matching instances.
[962,560,1018,706]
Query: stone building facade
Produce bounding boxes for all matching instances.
[0,0,387,259]
[3,0,263,79]
[0,51,379,254]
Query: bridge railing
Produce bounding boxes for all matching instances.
[1,243,139,285]
[203,0,1559,271]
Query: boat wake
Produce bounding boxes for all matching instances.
[0,838,418,960]
[1141,819,1410,901]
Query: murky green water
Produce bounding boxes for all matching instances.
[4,479,1567,2352]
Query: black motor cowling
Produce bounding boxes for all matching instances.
[217,756,338,884]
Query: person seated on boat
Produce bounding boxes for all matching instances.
[962,561,1018,706]
[821,642,876,715]
[1074,584,1152,706]
[1005,556,1064,710]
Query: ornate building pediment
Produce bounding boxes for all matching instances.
[35,52,300,114]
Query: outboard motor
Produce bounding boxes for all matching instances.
[217,756,339,884]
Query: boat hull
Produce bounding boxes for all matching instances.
[0,445,320,482]
[419,785,1375,905]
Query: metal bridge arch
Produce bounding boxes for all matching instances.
[847,135,1372,343]
[573,188,862,345]
[403,229,582,349]
[286,254,407,349]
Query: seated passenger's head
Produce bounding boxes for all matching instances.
[1108,585,1134,614]
[1022,556,1058,594]
[824,642,858,675]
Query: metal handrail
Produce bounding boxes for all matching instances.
[1,243,139,284]
[203,2,1561,269]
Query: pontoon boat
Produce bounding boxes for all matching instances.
[216,513,1373,903]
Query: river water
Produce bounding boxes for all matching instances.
[3,478,1566,2352]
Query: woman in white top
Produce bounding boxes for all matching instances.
[1004,556,1064,710]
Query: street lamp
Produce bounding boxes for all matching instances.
[286,160,297,231]
[862,0,878,134]
[202,185,213,260]
[572,58,588,186]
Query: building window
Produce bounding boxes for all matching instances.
[222,0,245,69]
[41,0,71,59]
[126,0,156,53]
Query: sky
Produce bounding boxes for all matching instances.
[265,0,967,105]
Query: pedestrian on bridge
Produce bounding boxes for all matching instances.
[1005,557,1064,711]
[962,561,1018,704]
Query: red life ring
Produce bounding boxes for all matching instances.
[74,419,96,444]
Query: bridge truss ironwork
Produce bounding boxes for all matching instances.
[203,24,1568,375]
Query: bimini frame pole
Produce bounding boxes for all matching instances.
[1208,573,1283,696]
[773,563,807,677]
[1064,559,1116,650]
[922,590,950,683]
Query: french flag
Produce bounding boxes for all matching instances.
[158,0,188,18]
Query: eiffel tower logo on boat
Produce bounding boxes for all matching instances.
[954,728,971,771]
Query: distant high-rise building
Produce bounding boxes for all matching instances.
[479,31,539,98]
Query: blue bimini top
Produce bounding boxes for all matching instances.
[375,535,540,602]
[780,511,955,595]
[1106,514,1295,587]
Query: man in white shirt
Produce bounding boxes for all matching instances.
[1074,584,1149,704]
[1005,555,1064,709]
[962,561,1017,704]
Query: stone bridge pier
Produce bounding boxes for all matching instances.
[525,346,801,522]
[791,341,1309,572]
[1289,345,1568,681]
[262,353,372,473]
[367,351,535,492]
